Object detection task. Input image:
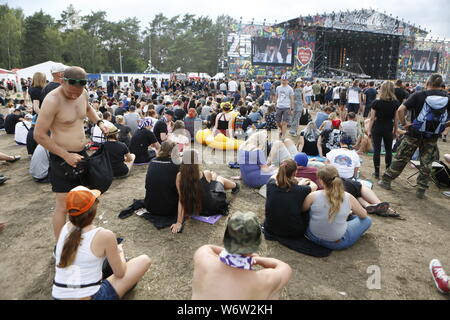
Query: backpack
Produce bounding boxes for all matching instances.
[411,94,448,138]
[0,113,4,129]
[234,116,245,131]
[433,161,450,187]
[299,109,312,125]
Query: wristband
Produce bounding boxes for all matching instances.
[97,120,104,126]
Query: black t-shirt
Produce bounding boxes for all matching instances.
[4,114,21,134]
[144,157,180,217]
[29,87,42,113]
[39,82,60,107]
[114,106,126,116]
[103,141,129,177]
[116,123,131,146]
[264,178,311,238]
[129,128,158,163]
[107,81,114,93]
[364,87,377,107]
[394,87,409,103]
[404,90,450,137]
[153,119,168,144]
[370,99,400,123]
[300,131,319,156]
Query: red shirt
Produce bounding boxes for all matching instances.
[295,166,323,189]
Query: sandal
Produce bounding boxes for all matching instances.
[376,208,405,220]
[6,155,20,163]
[366,202,389,215]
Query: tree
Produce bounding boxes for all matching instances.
[0,5,25,69]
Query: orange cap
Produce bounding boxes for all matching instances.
[66,186,101,216]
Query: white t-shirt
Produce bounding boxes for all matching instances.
[347,86,361,104]
[304,85,313,97]
[92,120,113,143]
[326,148,361,179]
[333,86,341,99]
[30,144,49,180]
[14,121,31,144]
[228,80,238,92]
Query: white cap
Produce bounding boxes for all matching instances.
[51,63,67,74]
[24,113,33,119]
[296,78,303,82]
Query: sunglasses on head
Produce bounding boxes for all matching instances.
[64,78,88,86]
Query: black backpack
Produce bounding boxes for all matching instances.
[339,87,347,100]
[87,144,114,193]
[299,109,312,125]
[0,113,4,129]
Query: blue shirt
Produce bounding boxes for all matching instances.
[263,82,272,92]
[315,112,329,129]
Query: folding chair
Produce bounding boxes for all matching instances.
[406,160,446,188]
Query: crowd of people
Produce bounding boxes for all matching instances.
[1,65,450,300]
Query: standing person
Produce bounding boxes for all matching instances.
[311,80,321,110]
[192,211,292,300]
[289,79,305,137]
[346,80,363,115]
[379,74,450,198]
[29,72,47,115]
[302,165,372,250]
[363,81,377,118]
[275,75,294,139]
[107,76,115,98]
[263,79,272,101]
[332,82,342,109]
[367,81,400,179]
[34,66,109,240]
[228,78,238,96]
[303,82,313,109]
[394,80,409,104]
[39,63,66,109]
[52,186,151,300]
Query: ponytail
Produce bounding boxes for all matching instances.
[57,200,98,268]
[276,159,297,191]
[317,166,345,222]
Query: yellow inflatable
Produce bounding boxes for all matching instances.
[195,129,244,150]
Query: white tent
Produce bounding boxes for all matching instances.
[15,61,62,82]
[212,72,225,80]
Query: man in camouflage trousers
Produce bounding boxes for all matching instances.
[379,74,450,198]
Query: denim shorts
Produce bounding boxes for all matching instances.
[91,280,119,300]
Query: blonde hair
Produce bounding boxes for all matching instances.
[116,115,124,124]
[31,72,46,89]
[239,131,267,152]
[378,81,397,101]
[328,112,338,120]
[317,165,345,223]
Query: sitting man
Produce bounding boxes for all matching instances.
[294,152,320,186]
[317,119,343,157]
[129,117,160,164]
[192,211,292,300]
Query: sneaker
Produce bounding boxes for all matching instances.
[372,172,380,179]
[429,259,450,294]
[378,179,391,190]
[416,189,426,199]
[231,182,240,195]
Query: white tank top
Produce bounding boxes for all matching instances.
[52,224,105,299]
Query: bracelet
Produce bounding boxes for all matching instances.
[97,120,104,126]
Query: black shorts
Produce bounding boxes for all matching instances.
[49,149,89,193]
[342,178,362,198]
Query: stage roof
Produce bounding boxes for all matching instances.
[276,9,428,38]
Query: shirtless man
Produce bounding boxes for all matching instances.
[34,66,108,240]
[192,211,292,300]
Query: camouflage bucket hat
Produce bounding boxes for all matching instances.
[223,212,261,255]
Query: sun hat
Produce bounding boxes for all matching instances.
[223,211,261,255]
[139,117,154,129]
[106,124,120,136]
[51,63,67,74]
[66,186,101,216]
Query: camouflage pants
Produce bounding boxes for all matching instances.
[382,135,439,190]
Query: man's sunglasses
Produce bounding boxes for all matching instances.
[64,78,88,86]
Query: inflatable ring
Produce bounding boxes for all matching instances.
[195,129,244,150]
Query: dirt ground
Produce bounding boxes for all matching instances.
[0,106,449,300]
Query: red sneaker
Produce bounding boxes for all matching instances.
[429,259,450,294]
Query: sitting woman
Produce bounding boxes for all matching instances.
[52,186,151,300]
[237,131,277,188]
[267,138,298,166]
[297,121,320,156]
[144,141,180,219]
[302,165,372,250]
[212,102,234,137]
[103,125,136,177]
[171,149,240,234]
[168,120,190,153]
[263,159,318,240]
[263,104,277,130]
[318,112,338,131]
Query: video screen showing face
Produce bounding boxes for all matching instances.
[252,37,294,66]
[411,50,439,72]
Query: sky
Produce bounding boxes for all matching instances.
[3,0,450,39]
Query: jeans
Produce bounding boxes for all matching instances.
[372,122,393,175]
[306,215,372,250]
[289,108,303,134]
